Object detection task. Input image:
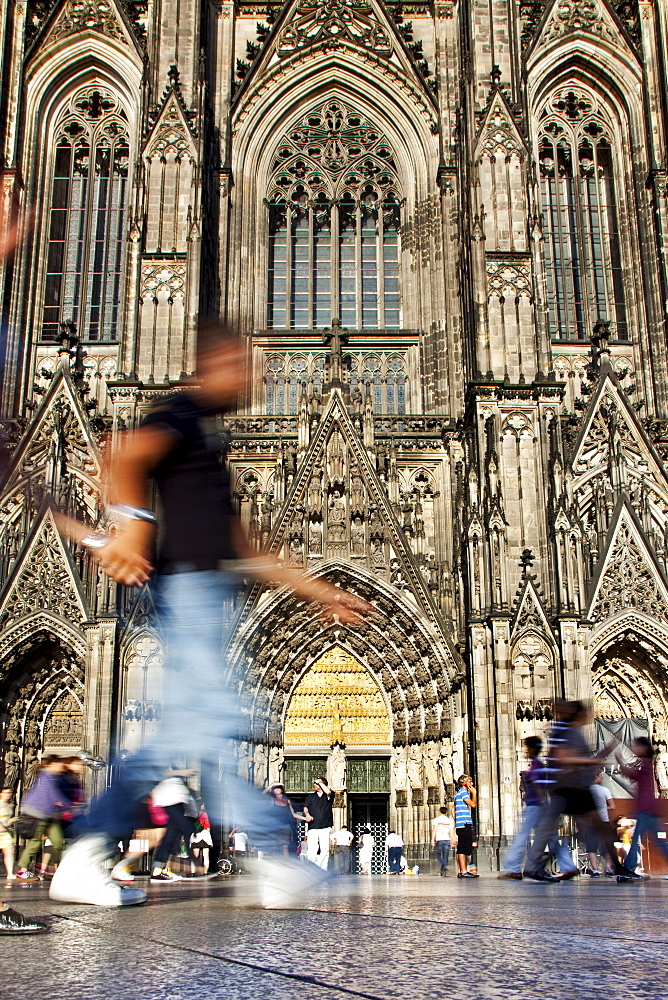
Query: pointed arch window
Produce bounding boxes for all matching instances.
[538,89,627,342]
[41,88,130,342]
[267,100,402,330]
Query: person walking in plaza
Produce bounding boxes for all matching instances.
[431,805,455,876]
[15,756,67,882]
[584,769,615,876]
[303,778,334,870]
[261,782,304,855]
[616,737,668,877]
[332,824,354,874]
[0,788,16,880]
[358,827,375,875]
[50,323,371,908]
[386,830,403,874]
[523,700,635,882]
[150,771,202,882]
[454,775,479,878]
[499,736,574,880]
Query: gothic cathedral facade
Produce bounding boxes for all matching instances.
[2,0,668,861]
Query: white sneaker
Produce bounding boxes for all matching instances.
[259,855,331,909]
[50,836,147,906]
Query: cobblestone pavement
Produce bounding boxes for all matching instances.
[2,873,667,1000]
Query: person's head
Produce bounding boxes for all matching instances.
[64,755,84,774]
[313,778,326,792]
[457,774,471,788]
[361,827,370,835]
[439,806,448,815]
[195,320,246,408]
[524,736,542,759]
[389,830,395,835]
[341,824,348,831]
[632,737,654,759]
[555,699,591,726]
[40,755,65,773]
[592,768,603,784]
[270,783,285,797]
[0,787,12,802]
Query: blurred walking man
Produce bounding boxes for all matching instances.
[303,778,334,870]
[51,323,370,907]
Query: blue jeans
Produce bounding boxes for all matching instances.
[517,799,583,875]
[388,846,402,873]
[625,811,668,872]
[434,840,451,868]
[79,571,280,851]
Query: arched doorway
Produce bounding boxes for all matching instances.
[592,631,668,800]
[0,635,85,800]
[283,645,392,872]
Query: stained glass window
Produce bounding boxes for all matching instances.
[41,89,129,342]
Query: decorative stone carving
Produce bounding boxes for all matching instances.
[0,516,86,627]
[140,260,187,299]
[50,0,129,44]
[145,94,197,161]
[591,521,668,626]
[487,258,532,301]
[277,0,393,58]
[539,0,617,45]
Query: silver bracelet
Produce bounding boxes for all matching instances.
[81,532,111,550]
[107,504,157,525]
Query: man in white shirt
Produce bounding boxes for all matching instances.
[431,806,455,876]
[586,770,615,877]
[331,825,354,874]
[386,830,404,874]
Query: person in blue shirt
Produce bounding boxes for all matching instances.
[454,775,479,878]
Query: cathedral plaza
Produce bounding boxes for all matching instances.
[1,874,667,1000]
[3,0,668,974]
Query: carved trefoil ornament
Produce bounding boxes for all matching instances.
[486,257,532,301]
[538,0,618,47]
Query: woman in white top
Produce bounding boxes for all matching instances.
[358,827,375,875]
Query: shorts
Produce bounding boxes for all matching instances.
[556,788,596,816]
[456,825,474,856]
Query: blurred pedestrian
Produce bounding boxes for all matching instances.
[303,778,334,870]
[229,827,249,871]
[454,775,479,878]
[0,788,16,880]
[150,771,202,881]
[51,323,371,908]
[332,824,354,874]
[523,701,635,882]
[617,737,668,878]
[499,737,573,880]
[431,805,455,876]
[261,782,305,855]
[16,756,67,882]
[358,828,374,875]
[386,830,403,874]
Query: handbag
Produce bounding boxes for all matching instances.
[14,814,39,838]
[146,798,169,827]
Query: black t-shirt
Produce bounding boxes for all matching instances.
[304,790,334,829]
[141,392,238,570]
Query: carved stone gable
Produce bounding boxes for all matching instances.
[49,0,132,46]
[474,92,526,163]
[536,0,620,49]
[511,579,552,637]
[277,0,393,58]
[265,392,441,623]
[587,501,668,626]
[0,508,89,628]
[143,92,198,161]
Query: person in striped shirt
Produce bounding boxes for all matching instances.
[454,775,479,878]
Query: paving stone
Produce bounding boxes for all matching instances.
[2,875,666,1000]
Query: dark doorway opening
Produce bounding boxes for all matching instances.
[350,795,389,874]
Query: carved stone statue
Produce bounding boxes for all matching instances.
[407,744,424,788]
[655,746,668,795]
[2,747,21,788]
[424,740,440,788]
[351,515,365,555]
[23,748,40,788]
[329,744,347,790]
[392,745,408,789]
[237,741,252,781]
[308,518,323,555]
[328,432,345,483]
